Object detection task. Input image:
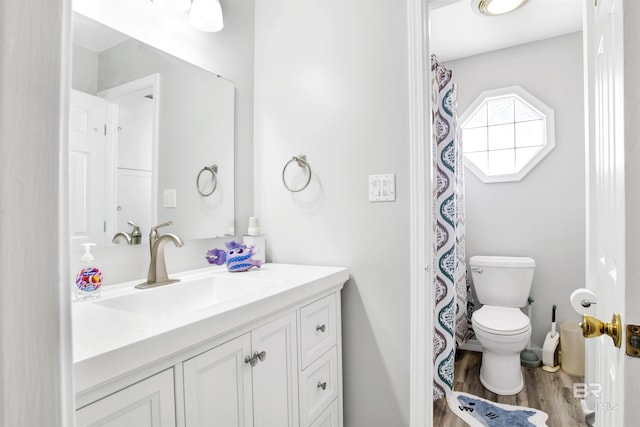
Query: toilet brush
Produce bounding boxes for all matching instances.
[521,297,541,367]
[542,304,561,372]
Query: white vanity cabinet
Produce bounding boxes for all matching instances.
[73,265,348,427]
[76,369,176,427]
[183,312,298,427]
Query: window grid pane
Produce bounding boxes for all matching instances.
[488,149,516,176]
[487,98,514,125]
[487,123,515,151]
[462,127,488,153]
[465,104,488,129]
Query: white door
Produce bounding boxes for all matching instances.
[69,90,108,247]
[584,0,625,424]
[251,312,299,427]
[113,90,154,234]
[76,369,175,427]
[183,333,254,427]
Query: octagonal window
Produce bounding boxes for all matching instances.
[460,86,555,183]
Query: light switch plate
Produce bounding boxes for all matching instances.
[163,189,177,208]
[369,174,395,202]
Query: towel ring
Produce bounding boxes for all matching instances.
[282,155,312,192]
[197,164,218,197]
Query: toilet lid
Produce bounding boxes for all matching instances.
[472,306,530,335]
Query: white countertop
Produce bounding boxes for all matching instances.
[73,263,348,394]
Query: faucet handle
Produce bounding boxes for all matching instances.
[127,221,142,244]
[127,221,141,233]
[151,221,173,231]
[148,221,174,255]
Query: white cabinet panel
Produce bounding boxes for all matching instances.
[183,334,253,427]
[300,348,338,427]
[76,369,175,427]
[251,312,299,427]
[309,400,339,427]
[300,294,336,369]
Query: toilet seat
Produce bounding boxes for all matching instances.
[472,305,530,336]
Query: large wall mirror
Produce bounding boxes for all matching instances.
[69,12,235,248]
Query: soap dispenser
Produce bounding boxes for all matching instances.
[242,216,266,263]
[74,243,103,300]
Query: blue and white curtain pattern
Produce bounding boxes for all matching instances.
[431,55,468,401]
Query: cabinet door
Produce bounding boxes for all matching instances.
[251,312,299,427]
[183,333,253,427]
[76,369,175,427]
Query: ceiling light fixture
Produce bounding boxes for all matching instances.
[189,0,224,32]
[151,0,224,32]
[472,0,528,16]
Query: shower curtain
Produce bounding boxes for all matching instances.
[431,55,469,400]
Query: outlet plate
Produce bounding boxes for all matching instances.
[163,189,177,208]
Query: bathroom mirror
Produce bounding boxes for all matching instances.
[69,12,235,248]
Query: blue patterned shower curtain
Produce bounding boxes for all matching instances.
[431,55,468,401]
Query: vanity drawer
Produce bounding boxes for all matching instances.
[300,348,338,427]
[300,294,336,369]
[310,399,339,427]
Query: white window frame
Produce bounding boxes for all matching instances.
[460,85,555,183]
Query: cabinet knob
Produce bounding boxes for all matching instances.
[244,354,258,367]
[316,324,326,333]
[317,381,327,391]
[257,350,267,362]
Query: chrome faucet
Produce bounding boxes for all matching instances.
[135,221,184,289]
[112,231,132,245]
[112,221,142,245]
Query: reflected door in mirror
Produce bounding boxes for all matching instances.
[69,90,108,247]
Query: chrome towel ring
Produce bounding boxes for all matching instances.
[282,155,312,192]
[197,164,218,196]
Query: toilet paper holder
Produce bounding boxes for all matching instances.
[581,298,597,308]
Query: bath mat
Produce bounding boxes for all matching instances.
[447,391,549,427]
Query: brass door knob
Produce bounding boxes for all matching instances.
[580,313,622,348]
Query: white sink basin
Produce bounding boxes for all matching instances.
[94,275,283,318]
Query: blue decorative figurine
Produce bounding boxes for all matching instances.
[206,240,262,272]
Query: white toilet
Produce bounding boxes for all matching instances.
[469,255,536,395]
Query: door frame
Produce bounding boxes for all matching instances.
[407,0,433,425]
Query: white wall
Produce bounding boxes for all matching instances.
[0,0,73,424]
[447,32,585,348]
[72,44,98,94]
[70,0,255,285]
[254,1,410,425]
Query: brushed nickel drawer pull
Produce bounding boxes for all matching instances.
[316,324,326,333]
[317,381,327,391]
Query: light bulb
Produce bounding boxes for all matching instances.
[474,0,528,16]
[190,0,224,32]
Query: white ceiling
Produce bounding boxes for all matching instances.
[430,0,583,62]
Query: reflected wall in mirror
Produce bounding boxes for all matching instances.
[70,12,235,248]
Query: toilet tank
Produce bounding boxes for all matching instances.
[469,256,535,307]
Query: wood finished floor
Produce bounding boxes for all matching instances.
[433,350,587,427]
